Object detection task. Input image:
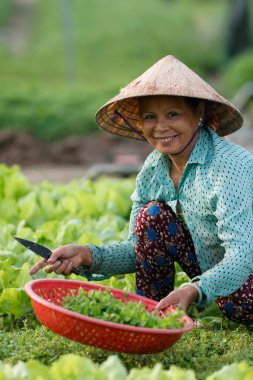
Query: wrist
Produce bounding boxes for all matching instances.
[79,245,93,267]
[179,282,202,305]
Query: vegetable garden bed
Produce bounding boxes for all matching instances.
[0,164,252,379]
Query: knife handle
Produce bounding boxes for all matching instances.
[71,267,80,276]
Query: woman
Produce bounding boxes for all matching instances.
[30,55,253,324]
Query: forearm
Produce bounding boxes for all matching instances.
[78,199,144,279]
[81,240,136,277]
[191,249,252,306]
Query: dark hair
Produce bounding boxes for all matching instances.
[184,97,211,128]
[184,97,202,110]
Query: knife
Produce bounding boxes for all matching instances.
[14,236,109,281]
[15,236,82,276]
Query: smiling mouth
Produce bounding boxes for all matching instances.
[155,135,177,143]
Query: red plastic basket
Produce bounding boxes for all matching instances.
[25,279,194,354]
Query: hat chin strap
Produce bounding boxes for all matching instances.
[114,110,147,141]
[114,110,205,155]
[169,119,204,156]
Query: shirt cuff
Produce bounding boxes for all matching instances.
[190,276,209,307]
[75,244,105,281]
[86,244,104,272]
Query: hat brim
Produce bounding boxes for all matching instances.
[96,55,243,140]
[96,94,243,140]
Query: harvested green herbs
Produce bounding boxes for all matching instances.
[62,288,186,329]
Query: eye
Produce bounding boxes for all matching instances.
[142,113,155,120]
[167,111,178,118]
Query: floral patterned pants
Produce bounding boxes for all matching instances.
[135,201,253,324]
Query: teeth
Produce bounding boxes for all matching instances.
[156,136,176,143]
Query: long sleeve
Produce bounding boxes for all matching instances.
[193,157,253,306]
[77,152,161,280]
[80,199,145,278]
[79,153,160,280]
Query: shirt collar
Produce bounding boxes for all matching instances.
[186,127,210,165]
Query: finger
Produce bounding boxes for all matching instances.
[44,260,62,273]
[157,299,185,313]
[29,259,47,275]
[177,302,187,312]
[156,292,178,311]
[47,247,68,264]
[64,260,74,275]
[57,260,71,274]
[156,298,169,311]
[50,260,70,274]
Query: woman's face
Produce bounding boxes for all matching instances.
[140,96,203,157]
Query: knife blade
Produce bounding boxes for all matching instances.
[14,236,80,276]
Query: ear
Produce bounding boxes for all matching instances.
[196,101,206,121]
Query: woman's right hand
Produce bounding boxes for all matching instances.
[29,244,93,276]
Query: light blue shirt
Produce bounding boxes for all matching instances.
[85,127,253,306]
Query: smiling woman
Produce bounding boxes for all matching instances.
[30,55,253,326]
[139,96,205,157]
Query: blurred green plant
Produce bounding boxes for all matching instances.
[0,82,113,139]
[0,0,227,86]
[220,50,253,98]
[0,0,238,139]
[0,0,13,26]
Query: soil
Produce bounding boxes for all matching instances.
[0,131,152,183]
[1,126,253,183]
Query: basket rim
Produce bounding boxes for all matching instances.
[25,278,194,335]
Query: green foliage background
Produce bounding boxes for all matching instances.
[1,3,253,378]
[0,0,13,26]
[0,165,252,380]
[1,0,229,85]
[1,0,253,139]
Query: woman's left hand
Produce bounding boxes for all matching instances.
[156,285,199,312]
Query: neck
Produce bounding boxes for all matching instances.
[169,136,196,173]
[170,157,187,175]
[169,124,201,171]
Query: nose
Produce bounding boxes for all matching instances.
[156,116,170,132]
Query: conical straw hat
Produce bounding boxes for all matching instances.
[95,55,243,140]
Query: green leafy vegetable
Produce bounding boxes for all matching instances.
[206,361,253,380]
[62,288,186,329]
[0,355,252,380]
[0,288,31,319]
